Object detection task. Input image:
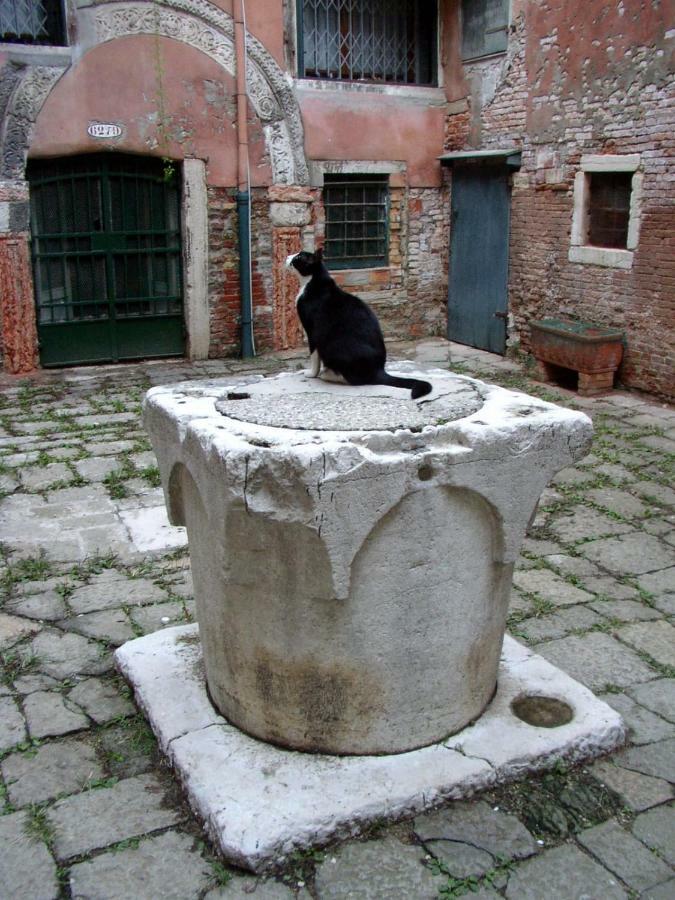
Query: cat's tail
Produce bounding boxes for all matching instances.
[376,371,432,400]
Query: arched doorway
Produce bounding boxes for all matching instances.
[27,153,184,366]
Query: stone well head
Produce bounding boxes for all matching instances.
[143,369,592,755]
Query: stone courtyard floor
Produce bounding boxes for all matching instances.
[0,338,673,899]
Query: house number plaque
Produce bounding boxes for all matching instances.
[87,123,123,139]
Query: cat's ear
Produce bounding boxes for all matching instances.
[315,246,324,261]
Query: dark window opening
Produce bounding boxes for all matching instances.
[461,0,508,61]
[298,0,437,86]
[0,0,66,45]
[323,174,389,268]
[588,172,632,249]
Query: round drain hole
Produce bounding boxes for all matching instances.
[511,695,574,728]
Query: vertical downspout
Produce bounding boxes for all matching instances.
[234,0,255,358]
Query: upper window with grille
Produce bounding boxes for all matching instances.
[297,0,438,86]
[323,174,389,269]
[0,0,66,45]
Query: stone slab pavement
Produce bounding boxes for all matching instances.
[0,339,673,899]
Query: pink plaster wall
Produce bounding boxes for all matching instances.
[299,91,446,187]
[29,35,271,187]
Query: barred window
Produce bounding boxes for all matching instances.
[323,175,389,269]
[588,173,632,249]
[298,0,438,86]
[0,0,65,45]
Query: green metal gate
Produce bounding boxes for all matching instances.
[28,154,184,367]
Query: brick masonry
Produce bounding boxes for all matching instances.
[448,2,674,399]
[0,235,39,374]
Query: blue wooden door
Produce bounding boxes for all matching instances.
[448,165,510,354]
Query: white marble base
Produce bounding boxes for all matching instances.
[115,625,625,874]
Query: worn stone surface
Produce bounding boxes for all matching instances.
[68,830,214,900]
[504,844,628,899]
[115,626,624,873]
[146,371,592,753]
[23,689,90,738]
[589,598,661,622]
[632,805,675,866]
[548,507,635,542]
[0,345,673,896]
[536,632,656,691]
[512,569,595,607]
[414,800,537,866]
[59,608,136,645]
[617,621,675,668]
[1,738,104,807]
[616,739,675,783]
[68,575,167,614]
[5,589,69,621]
[0,695,26,751]
[580,533,675,575]
[627,679,675,723]
[25,629,112,680]
[0,612,41,650]
[204,878,301,899]
[577,818,673,892]
[313,837,439,899]
[600,693,675,745]
[589,759,674,812]
[637,567,675,597]
[48,774,183,860]
[67,677,135,724]
[0,810,59,900]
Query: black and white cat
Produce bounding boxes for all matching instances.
[286,248,432,400]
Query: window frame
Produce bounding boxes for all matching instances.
[0,0,67,47]
[322,173,390,270]
[569,154,643,270]
[460,0,510,62]
[296,0,439,87]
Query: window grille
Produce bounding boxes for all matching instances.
[0,0,65,45]
[298,0,437,85]
[323,174,389,269]
[588,173,632,249]
[461,0,508,60]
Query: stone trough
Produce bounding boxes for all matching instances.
[116,366,626,871]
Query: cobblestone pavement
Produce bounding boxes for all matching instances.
[0,339,673,899]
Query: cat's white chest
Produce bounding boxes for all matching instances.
[294,275,311,306]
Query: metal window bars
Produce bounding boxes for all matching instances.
[299,0,437,85]
[323,175,389,269]
[0,0,65,45]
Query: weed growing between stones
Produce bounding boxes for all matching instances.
[428,855,516,898]
[1,552,52,594]
[0,650,40,685]
[24,803,55,846]
[282,846,326,888]
[484,765,623,843]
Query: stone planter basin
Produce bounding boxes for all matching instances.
[530,318,624,396]
[143,368,592,756]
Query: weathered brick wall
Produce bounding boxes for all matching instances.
[311,181,448,342]
[446,2,675,399]
[207,186,239,358]
[206,186,275,358]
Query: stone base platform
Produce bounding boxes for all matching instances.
[115,625,626,873]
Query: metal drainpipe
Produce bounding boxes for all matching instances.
[234,0,255,358]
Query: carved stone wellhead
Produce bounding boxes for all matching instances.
[143,369,593,755]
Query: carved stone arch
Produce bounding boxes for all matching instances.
[85,0,309,184]
[0,64,65,179]
[0,0,308,184]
